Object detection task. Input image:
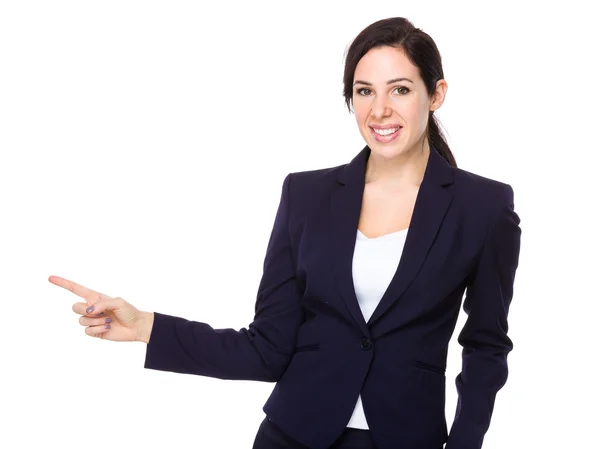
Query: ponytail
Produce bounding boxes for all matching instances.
[427,112,456,168]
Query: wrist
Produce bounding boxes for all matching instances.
[136,311,154,344]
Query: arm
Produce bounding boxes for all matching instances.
[142,173,304,382]
[445,184,522,449]
[136,311,154,344]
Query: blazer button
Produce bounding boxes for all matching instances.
[360,337,372,350]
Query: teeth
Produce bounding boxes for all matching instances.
[372,127,400,136]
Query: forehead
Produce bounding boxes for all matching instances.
[354,46,420,82]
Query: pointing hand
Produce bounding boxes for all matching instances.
[49,275,147,342]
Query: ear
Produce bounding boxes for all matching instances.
[429,79,448,112]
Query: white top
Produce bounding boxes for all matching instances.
[345,227,408,430]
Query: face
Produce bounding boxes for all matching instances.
[352,46,447,159]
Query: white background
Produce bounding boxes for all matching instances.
[1,1,598,448]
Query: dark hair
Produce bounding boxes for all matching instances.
[343,17,457,168]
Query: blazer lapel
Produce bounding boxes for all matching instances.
[328,145,454,334]
[368,148,454,326]
[329,147,371,336]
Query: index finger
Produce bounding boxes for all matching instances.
[48,275,104,305]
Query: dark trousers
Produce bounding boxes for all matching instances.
[252,416,378,449]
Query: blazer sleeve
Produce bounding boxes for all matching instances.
[143,173,305,382]
[445,184,522,449]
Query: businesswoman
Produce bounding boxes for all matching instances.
[50,17,521,449]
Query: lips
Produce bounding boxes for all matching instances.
[371,126,401,136]
[369,124,402,130]
[370,125,402,143]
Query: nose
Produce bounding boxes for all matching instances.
[370,95,392,119]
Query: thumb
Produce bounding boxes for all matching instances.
[85,297,125,315]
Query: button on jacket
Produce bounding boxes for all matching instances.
[144,145,522,449]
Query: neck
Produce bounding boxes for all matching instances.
[365,138,431,188]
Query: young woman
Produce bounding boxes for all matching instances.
[50,17,521,449]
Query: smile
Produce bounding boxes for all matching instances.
[370,126,402,142]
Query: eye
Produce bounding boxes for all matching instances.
[393,86,410,95]
[355,86,410,96]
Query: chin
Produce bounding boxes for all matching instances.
[362,126,410,156]
[367,142,407,159]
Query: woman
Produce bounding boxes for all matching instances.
[50,17,521,449]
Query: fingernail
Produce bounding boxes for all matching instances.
[104,324,111,329]
[86,306,94,313]
[96,312,104,316]
[105,317,112,323]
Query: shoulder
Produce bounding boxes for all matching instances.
[278,163,344,220]
[289,164,342,185]
[449,166,520,245]
[451,166,515,214]
[286,163,343,196]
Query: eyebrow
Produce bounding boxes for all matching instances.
[353,77,414,86]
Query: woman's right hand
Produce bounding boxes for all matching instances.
[49,275,152,342]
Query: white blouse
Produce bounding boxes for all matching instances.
[346,227,408,429]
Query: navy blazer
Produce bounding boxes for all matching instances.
[144,145,521,449]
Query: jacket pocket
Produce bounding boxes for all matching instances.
[294,343,320,352]
[412,360,445,375]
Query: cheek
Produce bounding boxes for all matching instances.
[352,99,369,123]
[393,100,428,126]
[355,112,369,126]
[354,115,371,134]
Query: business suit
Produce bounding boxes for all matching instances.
[144,145,522,449]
